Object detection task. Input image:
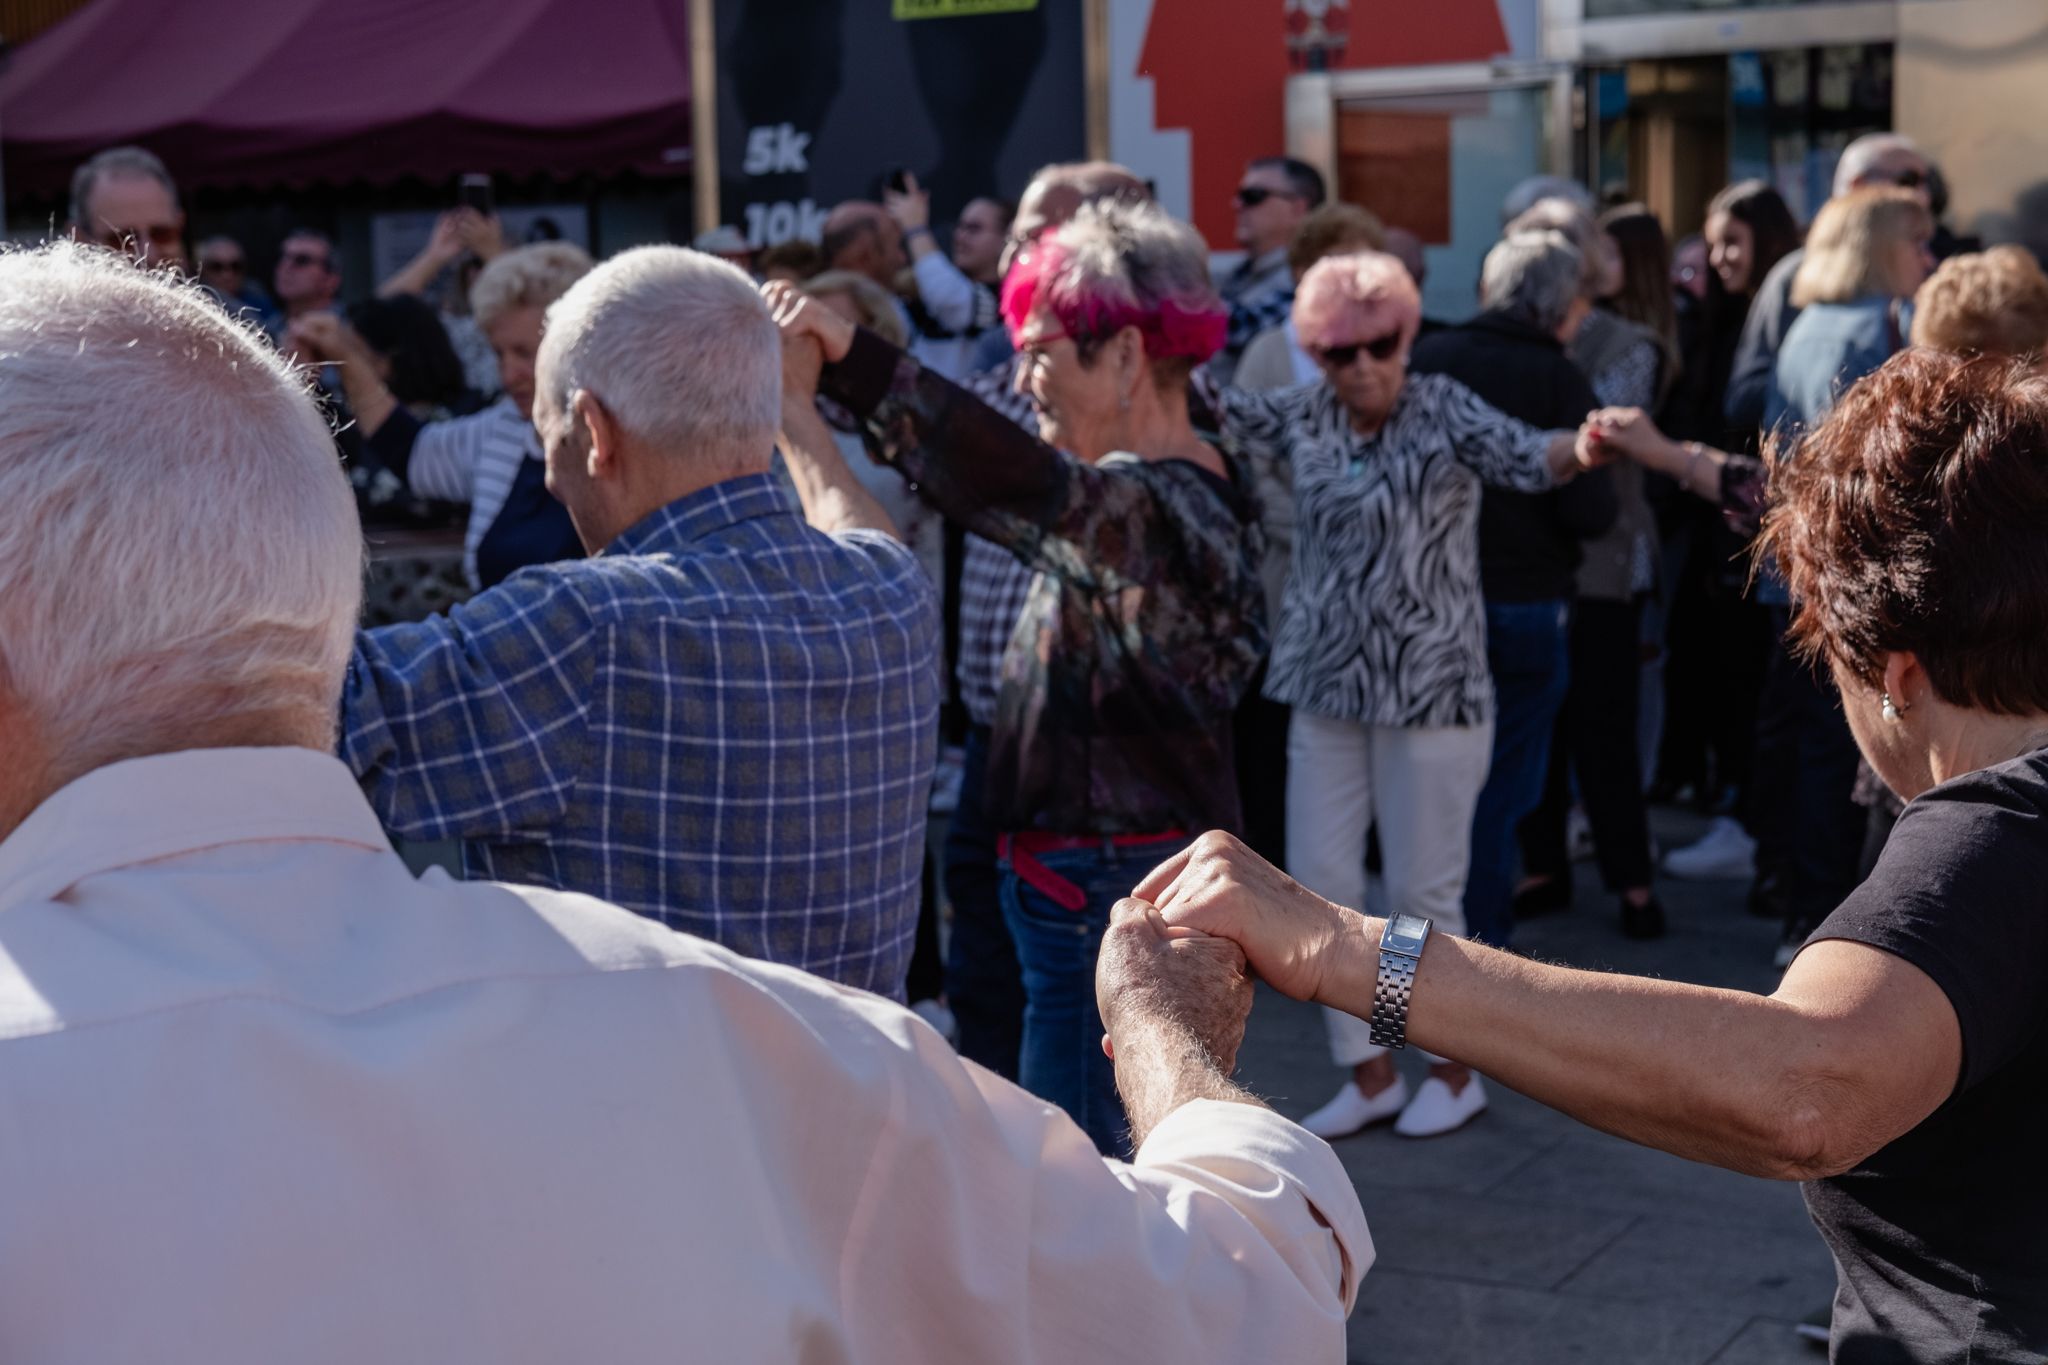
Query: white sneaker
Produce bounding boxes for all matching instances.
[1394,1075,1488,1138]
[1299,1076,1410,1139]
[1662,816,1758,881]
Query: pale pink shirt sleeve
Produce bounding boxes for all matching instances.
[746,971,1372,1363]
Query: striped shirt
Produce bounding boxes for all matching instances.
[400,398,537,591]
[341,473,943,996]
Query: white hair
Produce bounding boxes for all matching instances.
[537,246,780,462]
[1833,132,1922,199]
[1482,231,1584,334]
[0,242,360,768]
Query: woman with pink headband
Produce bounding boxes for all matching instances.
[767,198,1267,1156]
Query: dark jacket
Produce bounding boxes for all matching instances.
[1410,310,1616,603]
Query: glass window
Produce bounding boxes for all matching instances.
[1334,84,1553,322]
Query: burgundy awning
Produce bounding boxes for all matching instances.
[0,0,693,201]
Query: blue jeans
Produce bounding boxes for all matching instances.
[1000,834,1193,1156]
[943,726,1024,1080]
[1464,600,1571,947]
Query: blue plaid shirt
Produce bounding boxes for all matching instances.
[341,474,942,997]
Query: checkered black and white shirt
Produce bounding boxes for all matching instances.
[341,473,942,997]
[954,357,1040,728]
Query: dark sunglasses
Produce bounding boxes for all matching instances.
[282,250,332,270]
[1889,168,1926,190]
[1313,332,1403,368]
[199,258,245,274]
[1233,186,1300,210]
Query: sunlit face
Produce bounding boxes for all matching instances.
[1233,164,1309,256]
[273,234,339,309]
[953,199,1008,281]
[81,174,186,272]
[1706,212,1754,295]
[1303,318,1408,430]
[486,305,545,420]
[1012,304,1124,462]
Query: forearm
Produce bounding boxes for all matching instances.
[1111,1011,1263,1149]
[1321,914,1822,1177]
[335,349,399,437]
[777,396,901,538]
[378,248,453,300]
[910,250,975,332]
[819,326,1067,547]
[1544,431,1588,483]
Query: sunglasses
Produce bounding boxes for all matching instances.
[1312,332,1403,368]
[1233,186,1301,210]
[282,250,332,270]
[1889,168,1927,190]
[199,258,245,274]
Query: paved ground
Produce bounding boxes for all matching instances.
[1232,807,1836,1365]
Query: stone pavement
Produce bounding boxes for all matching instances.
[1231,808,1837,1365]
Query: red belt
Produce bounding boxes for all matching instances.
[997,830,1188,913]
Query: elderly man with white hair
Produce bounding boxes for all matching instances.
[0,241,1369,1361]
[338,246,941,998]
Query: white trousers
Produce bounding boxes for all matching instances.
[1284,709,1494,1067]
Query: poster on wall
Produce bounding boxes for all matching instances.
[714,0,1085,246]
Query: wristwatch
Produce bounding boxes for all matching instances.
[1368,913,1433,1049]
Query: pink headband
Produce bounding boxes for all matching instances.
[1001,242,1227,363]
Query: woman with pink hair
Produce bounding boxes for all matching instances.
[1209,249,1604,1140]
[768,199,1267,1156]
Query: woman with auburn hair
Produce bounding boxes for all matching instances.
[1142,349,2048,1362]
[768,198,1266,1157]
[1205,249,1606,1140]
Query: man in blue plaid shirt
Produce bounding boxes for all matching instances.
[341,247,941,998]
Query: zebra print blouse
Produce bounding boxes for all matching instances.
[1213,373,1559,730]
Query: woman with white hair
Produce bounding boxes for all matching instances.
[291,241,594,591]
[1206,250,1605,1140]
[768,199,1267,1156]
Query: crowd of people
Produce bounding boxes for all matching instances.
[12,132,2046,1361]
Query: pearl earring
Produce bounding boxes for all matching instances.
[1882,693,1903,722]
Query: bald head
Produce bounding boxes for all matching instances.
[1005,161,1151,276]
[821,201,906,288]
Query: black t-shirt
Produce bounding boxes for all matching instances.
[1802,749,2048,1363]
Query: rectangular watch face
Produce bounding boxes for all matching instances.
[1382,913,1431,956]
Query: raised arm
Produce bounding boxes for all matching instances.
[341,573,596,841]
[887,175,988,336]
[768,282,1196,591]
[766,308,902,538]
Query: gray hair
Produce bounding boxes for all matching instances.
[1833,132,1923,199]
[1039,197,1222,376]
[0,242,360,769]
[537,245,781,463]
[1501,174,1592,226]
[1505,197,1615,299]
[1482,231,1585,334]
[69,145,179,229]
